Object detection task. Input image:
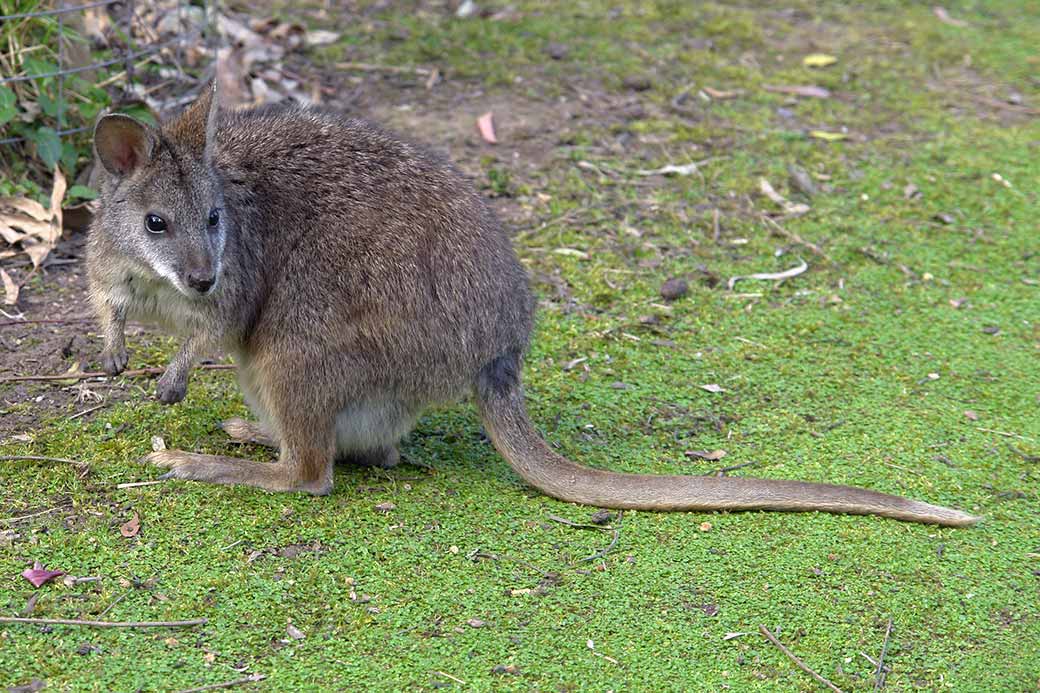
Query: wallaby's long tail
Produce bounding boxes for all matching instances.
[476,355,980,527]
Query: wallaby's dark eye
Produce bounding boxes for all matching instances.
[145,214,167,234]
[208,209,219,227]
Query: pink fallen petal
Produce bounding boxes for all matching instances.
[477,112,497,144]
[22,561,66,588]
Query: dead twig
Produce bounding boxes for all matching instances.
[0,316,94,327]
[69,403,108,420]
[433,671,466,685]
[173,674,266,693]
[547,513,624,563]
[547,514,612,531]
[1006,443,1040,462]
[0,363,235,384]
[874,618,893,691]
[334,61,431,75]
[977,427,1035,442]
[0,507,61,524]
[758,624,846,693]
[761,216,835,264]
[709,460,759,475]
[97,589,132,618]
[0,455,87,467]
[116,480,167,489]
[0,616,207,628]
[582,515,623,563]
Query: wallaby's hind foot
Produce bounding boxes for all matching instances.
[144,450,331,495]
[222,418,279,447]
[338,446,400,469]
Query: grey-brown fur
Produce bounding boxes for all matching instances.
[87,87,979,526]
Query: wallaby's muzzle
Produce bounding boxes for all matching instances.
[185,254,217,295]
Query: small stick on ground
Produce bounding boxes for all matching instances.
[761,215,835,265]
[0,616,207,628]
[1006,443,1040,462]
[0,507,61,524]
[582,518,623,563]
[433,671,466,685]
[712,208,721,242]
[874,618,893,691]
[69,403,108,420]
[758,624,846,693]
[0,316,94,327]
[116,480,167,490]
[97,589,132,618]
[976,427,1035,442]
[0,455,87,468]
[334,61,431,75]
[0,363,235,384]
[173,674,266,693]
[709,460,759,475]
[547,514,614,531]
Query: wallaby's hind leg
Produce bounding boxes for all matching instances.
[145,395,335,494]
[222,417,279,448]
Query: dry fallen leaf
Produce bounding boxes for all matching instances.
[304,30,340,47]
[809,130,848,142]
[764,84,831,99]
[698,522,713,532]
[553,248,589,259]
[21,561,66,587]
[1,268,18,305]
[685,449,727,461]
[0,196,49,221]
[286,623,306,640]
[700,384,725,393]
[635,161,706,177]
[803,53,837,68]
[374,502,396,513]
[119,512,141,538]
[964,410,979,421]
[933,6,969,27]
[49,167,66,235]
[759,178,811,216]
[476,112,497,144]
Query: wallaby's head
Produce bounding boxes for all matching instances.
[92,84,225,298]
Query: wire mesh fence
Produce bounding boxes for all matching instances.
[0,0,215,148]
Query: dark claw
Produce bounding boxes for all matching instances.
[156,374,187,404]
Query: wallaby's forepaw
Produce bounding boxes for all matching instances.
[143,449,331,495]
[156,369,188,404]
[101,348,128,375]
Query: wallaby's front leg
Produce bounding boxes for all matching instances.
[99,302,128,375]
[156,335,208,404]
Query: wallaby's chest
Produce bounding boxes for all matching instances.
[114,273,213,337]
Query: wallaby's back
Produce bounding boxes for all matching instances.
[215,105,534,404]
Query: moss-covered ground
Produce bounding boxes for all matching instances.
[2,1,1038,690]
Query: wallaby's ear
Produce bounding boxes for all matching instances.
[167,80,220,162]
[204,79,219,164]
[93,113,157,177]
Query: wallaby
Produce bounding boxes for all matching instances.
[87,85,978,527]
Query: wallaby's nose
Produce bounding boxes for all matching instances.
[187,273,215,294]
